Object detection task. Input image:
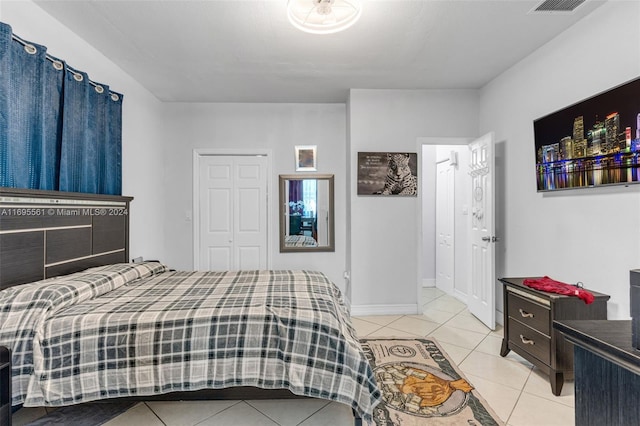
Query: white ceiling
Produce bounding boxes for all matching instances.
[33,0,607,103]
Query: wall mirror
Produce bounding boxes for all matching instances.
[279,174,334,252]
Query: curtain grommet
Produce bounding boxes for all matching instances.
[52,60,63,71]
[95,85,104,94]
[110,93,120,101]
[24,44,37,55]
[73,73,83,82]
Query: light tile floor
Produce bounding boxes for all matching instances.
[12,288,575,426]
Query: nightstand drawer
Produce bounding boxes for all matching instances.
[509,318,551,365]
[507,291,550,335]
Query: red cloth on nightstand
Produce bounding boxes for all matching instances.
[523,276,595,304]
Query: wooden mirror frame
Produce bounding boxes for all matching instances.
[279,174,335,253]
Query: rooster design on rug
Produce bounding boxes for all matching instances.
[375,363,475,416]
[400,369,473,407]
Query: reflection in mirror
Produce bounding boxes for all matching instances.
[279,174,334,252]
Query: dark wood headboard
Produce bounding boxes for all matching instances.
[0,188,132,290]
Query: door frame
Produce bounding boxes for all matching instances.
[418,135,497,329]
[192,148,273,270]
[417,137,473,310]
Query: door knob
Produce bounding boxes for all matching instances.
[482,236,499,242]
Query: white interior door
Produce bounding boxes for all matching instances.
[468,132,496,330]
[435,160,455,295]
[198,155,268,270]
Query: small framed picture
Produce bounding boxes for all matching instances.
[295,145,317,171]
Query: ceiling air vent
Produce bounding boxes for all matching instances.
[533,0,586,12]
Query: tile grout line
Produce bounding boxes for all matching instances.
[293,401,333,426]
[144,401,169,425]
[504,367,535,426]
[191,400,245,426]
[243,400,282,425]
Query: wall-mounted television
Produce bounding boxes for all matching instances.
[533,77,640,192]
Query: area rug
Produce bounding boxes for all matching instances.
[360,337,504,426]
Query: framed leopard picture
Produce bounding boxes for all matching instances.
[357,152,418,196]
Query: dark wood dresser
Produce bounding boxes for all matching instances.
[0,346,10,426]
[499,277,609,395]
[554,320,640,426]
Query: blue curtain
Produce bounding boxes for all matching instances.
[0,22,123,195]
[0,24,63,190]
[289,180,303,215]
[104,92,123,195]
[59,67,123,195]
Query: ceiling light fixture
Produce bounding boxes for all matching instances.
[287,0,362,35]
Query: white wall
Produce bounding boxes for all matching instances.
[348,89,480,314]
[0,1,166,263]
[480,0,640,320]
[160,103,348,288]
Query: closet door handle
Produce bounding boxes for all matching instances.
[519,335,535,345]
[519,309,534,318]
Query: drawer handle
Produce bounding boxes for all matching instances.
[519,308,534,318]
[519,335,535,345]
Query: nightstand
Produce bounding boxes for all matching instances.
[1,346,10,426]
[499,277,609,396]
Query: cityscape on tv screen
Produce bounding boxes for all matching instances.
[534,78,640,191]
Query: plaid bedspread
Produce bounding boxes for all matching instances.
[284,235,318,247]
[0,263,380,419]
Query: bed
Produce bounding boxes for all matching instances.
[284,234,318,247]
[0,188,381,423]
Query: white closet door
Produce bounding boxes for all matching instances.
[198,155,268,270]
[435,160,455,296]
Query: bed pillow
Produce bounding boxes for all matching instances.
[0,261,168,320]
[83,261,168,282]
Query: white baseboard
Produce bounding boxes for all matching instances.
[422,278,436,288]
[350,304,419,317]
